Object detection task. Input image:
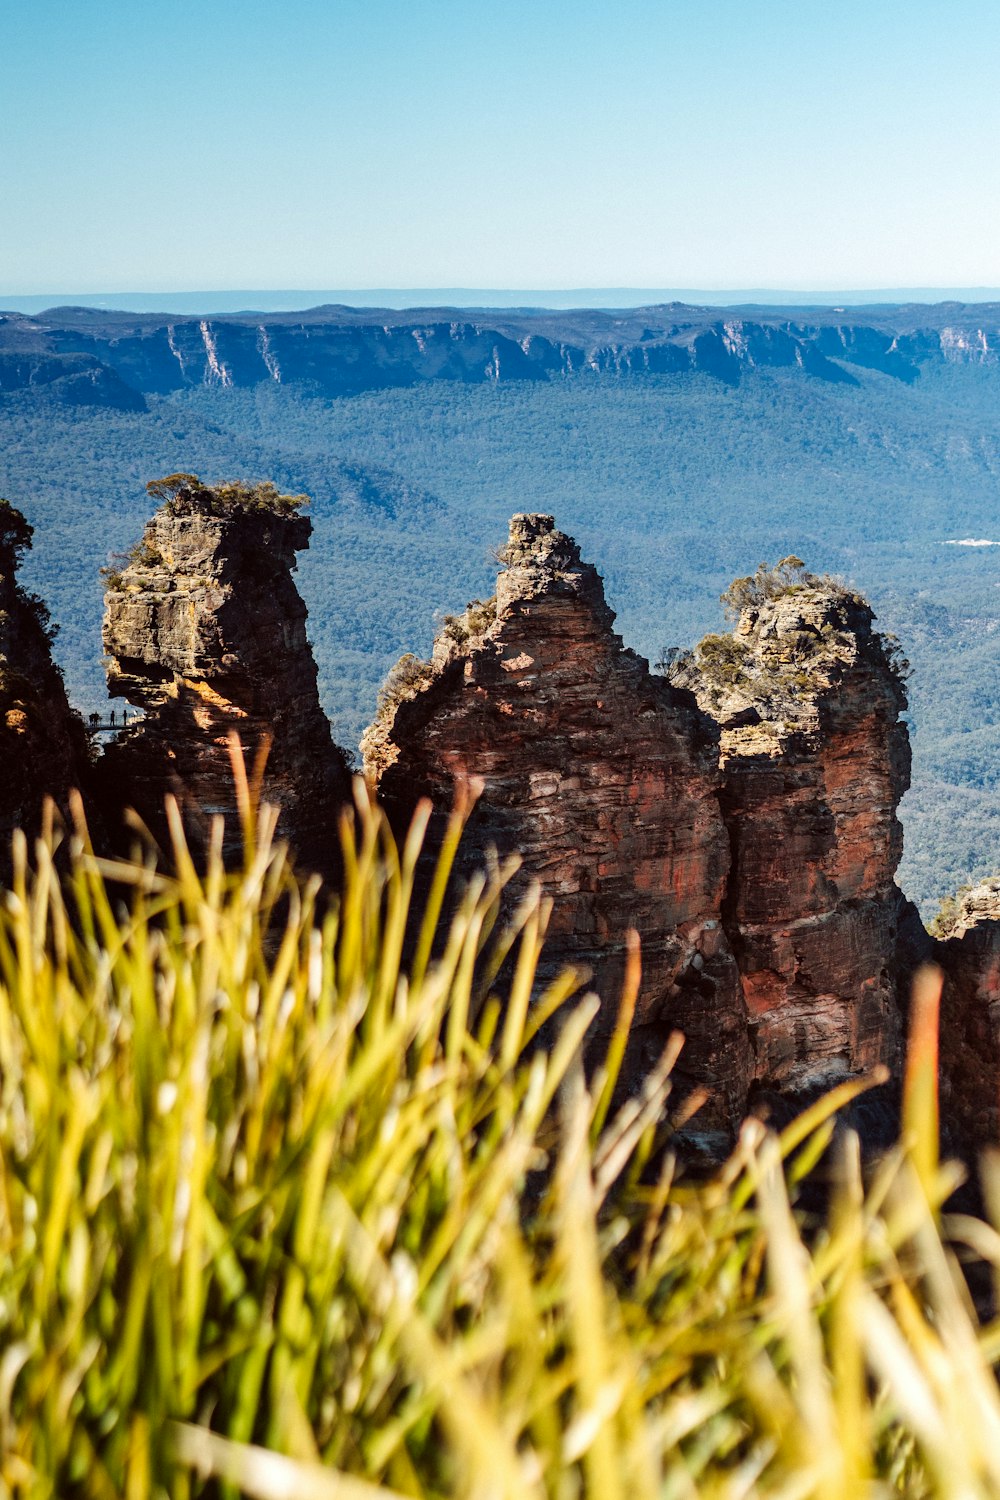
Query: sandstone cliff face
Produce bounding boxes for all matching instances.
[933,881,1000,1154]
[100,478,352,869]
[0,502,89,849]
[8,304,1000,408]
[673,561,914,1096]
[364,514,751,1134]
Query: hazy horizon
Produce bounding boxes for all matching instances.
[8,287,1000,317]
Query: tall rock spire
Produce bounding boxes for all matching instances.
[364,513,749,1140]
[99,475,352,870]
[674,558,916,1099]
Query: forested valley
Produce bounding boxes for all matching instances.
[3,361,1000,915]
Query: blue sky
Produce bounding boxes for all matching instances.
[3,0,1000,294]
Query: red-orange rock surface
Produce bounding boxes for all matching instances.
[364,514,751,1135]
[99,477,352,869]
[673,560,914,1097]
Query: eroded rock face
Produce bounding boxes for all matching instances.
[0,502,89,850]
[364,514,750,1135]
[673,561,914,1097]
[933,882,1000,1154]
[100,479,352,869]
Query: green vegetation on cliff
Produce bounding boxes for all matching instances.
[146,471,310,515]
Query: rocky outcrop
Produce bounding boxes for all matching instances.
[0,501,89,850]
[99,476,352,869]
[0,485,964,1147]
[367,540,920,1134]
[364,514,751,1137]
[932,882,1000,1154]
[672,559,914,1100]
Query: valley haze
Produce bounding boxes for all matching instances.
[7,289,1000,315]
[3,295,1000,921]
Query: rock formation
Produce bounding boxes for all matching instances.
[365,538,922,1136]
[932,882,1000,1155]
[99,475,352,869]
[671,558,915,1100]
[364,513,751,1136]
[0,480,986,1154]
[0,479,969,1149]
[0,500,89,851]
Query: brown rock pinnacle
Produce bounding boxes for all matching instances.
[99,476,352,869]
[364,513,750,1134]
[674,558,914,1096]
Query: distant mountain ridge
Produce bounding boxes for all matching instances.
[7,287,1000,314]
[5,301,1000,409]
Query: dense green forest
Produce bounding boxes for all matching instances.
[3,363,1000,914]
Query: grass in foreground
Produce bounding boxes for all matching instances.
[0,781,999,1497]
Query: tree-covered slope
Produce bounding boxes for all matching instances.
[2,362,1000,913]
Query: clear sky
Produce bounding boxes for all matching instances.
[3,0,1000,294]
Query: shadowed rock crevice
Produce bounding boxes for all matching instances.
[0,500,90,855]
[98,476,352,871]
[932,881,1000,1156]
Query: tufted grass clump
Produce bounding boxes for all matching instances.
[1,777,1000,1496]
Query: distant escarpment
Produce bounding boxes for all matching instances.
[0,349,147,410]
[670,560,918,1105]
[364,514,750,1137]
[0,502,89,852]
[98,475,352,869]
[6,300,1000,407]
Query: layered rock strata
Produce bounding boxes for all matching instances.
[672,560,914,1099]
[364,514,751,1135]
[100,477,352,869]
[0,501,89,851]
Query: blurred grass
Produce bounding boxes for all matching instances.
[0,776,999,1497]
